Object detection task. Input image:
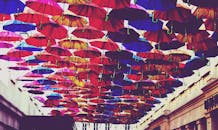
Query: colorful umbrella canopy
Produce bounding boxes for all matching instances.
[0,0,25,14]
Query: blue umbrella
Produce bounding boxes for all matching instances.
[3,20,36,32]
[26,57,45,64]
[182,0,218,7]
[185,57,208,70]
[155,41,185,50]
[36,79,56,85]
[0,0,25,14]
[129,17,163,31]
[211,32,218,42]
[171,68,194,78]
[47,93,62,100]
[105,50,133,60]
[32,67,54,74]
[107,28,140,43]
[122,38,153,52]
[136,0,177,11]
[195,47,218,58]
[16,42,43,51]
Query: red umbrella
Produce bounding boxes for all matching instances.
[72,26,105,39]
[89,17,124,32]
[0,31,23,41]
[24,72,43,78]
[154,7,192,22]
[37,23,68,39]
[137,50,165,60]
[55,68,75,76]
[92,0,130,9]
[50,60,75,68]
[54,0,86,4]
[205,19,218,31]
[25,35,56,47]
[90,39,120,51]
[15,13,50,25]
[90,56,117,65]
[166,51,191,62]
[7,49,33,58]
[187,38,217,52]
[26,0,63,15]
[35,52,62,62]
[74,48,101,58]
[52,14,88,27]
[126,74,148,81]
[45,45,72,56]
[0,14,11,21]
[68,3,107,18]
[193,7,218,19]
[144,30,175,43]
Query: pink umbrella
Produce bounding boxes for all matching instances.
[0,42,13,48]
[0,31,23,41]
[26,0,63,15]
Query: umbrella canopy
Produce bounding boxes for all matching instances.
[144,30,175,43]
[92,0,130,9]
[15,13,50,25]
[25,35,56,47]
[90,40,120,51]
[0,0,25,14]
[72,26,105,39]
[52,14,88,27]
[26,0,63,15]
[68,3,107,18]
[0,31,23,41]
[37,22,68,39]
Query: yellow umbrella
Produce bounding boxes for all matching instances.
[63,56,88,63]
[52,14,88,27]
[55,0,87,4]
[58,39,88,49]
[68,76,85,87]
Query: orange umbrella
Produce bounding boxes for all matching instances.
[144,30,175,43]
[58,39,88,50]
[205,19,218,31]
[193,7,218,19]
[52,14,88,27]
[72,26,105,39]
[176,30,210,43]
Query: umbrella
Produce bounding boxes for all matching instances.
[136,0,177,11]
[185,57,208,70]
[0,55,22,61]
[154,7,192,22]
[56,68,75,76]
[195,47,218,58]
[143,30,175,43]
[8,66,29,70]
[89,17,124,32]
[54,0,86,4]
[107,28,140,43]
[45,45,72,56]
[7,49,33,58]
[37,22,68,39]
[193,8,218,19]
[92,0,130,9]
[63,56,88,63]
[36,79,57,85]
[205,19,218,31]
[187,38,217,52]
[167,52,191,62]
[108,4,149,20]
[129,17,163,31]
[0,14,11,21]
[154,41,185,50]
[90,40,120,51]
[74,48,101,58]
[15,13,50,25]
[28,90,44,95]
[68,3,107,18]
[166,17,203,34]
[122,38,153,52]
[32,67,54,74]
[3,20,36,32]
[26,0,63,15]
[176,30,209,43]
[0,0,25,14]
[24,72,43,78]
[47,93,62,100]
[105,50,133,60]
[25,35,56,47]
[58,39,88,50]
[52,14,88,27]
[90,56,117,65]
[72,26,105,39]
[0,42,13,48]
[15,42,43,51]
[35,52,62,62]
[182,0,218,7]
[0,31,23,41]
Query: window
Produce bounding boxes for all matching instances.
[105,123,110,130]
[82,123,87,130]
[94,123,98,130]
[125,124,130,130]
